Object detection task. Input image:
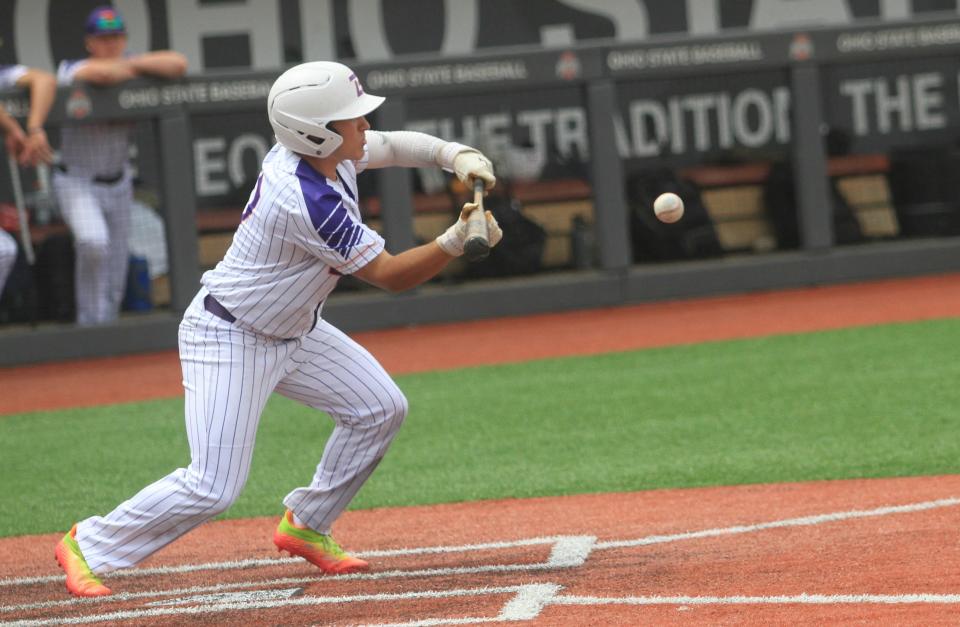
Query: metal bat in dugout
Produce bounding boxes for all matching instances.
[463,178,490,261]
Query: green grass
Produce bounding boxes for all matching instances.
[3,318,960,537]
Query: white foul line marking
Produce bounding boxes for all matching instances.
[594,497,960,549]
[555,593,960,605]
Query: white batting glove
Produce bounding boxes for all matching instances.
[452,150,496,192]
[435,202,504,257]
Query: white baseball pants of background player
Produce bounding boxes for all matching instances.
[0,230,16,293]
[75,289,408,573]
[52,171,132,325]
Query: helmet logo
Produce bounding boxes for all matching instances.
[348,73,364,97]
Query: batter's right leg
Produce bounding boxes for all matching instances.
[275,319,409,534]
[73,293,298,573]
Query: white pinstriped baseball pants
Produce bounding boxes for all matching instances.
[52,172,132,326]
[0,230,16,294]
[76,290,408,574]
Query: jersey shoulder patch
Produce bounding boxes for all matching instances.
[295,160,366,259]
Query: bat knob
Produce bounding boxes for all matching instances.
[463,236,490,262]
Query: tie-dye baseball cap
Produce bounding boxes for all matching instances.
[85,6,126,36]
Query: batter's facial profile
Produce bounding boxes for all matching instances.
[329,117,370,161]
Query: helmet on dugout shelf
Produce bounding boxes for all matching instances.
[267,61,385,158]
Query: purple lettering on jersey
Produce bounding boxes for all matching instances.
[297,160,363,258]
[240,174,264,223]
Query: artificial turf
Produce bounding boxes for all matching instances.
[2,317,958,537]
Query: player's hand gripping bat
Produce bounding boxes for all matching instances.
[462,178,490,262]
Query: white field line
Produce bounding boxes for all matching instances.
[594,497,960,549]
[555,593,960,605]
[364,584,564,627]
[0,585,533,627]
[0,537,594,615]
[9,587,960,627]
[0,536,573,589]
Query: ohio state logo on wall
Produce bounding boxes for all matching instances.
[555,51,581,80]
[789,33,814,61]
[66,88,92,119]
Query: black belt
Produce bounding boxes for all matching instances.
[204,294,236,323]
[56,163,124,184]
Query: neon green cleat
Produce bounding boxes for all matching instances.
[273,510,369,574]
[54,525,112,597]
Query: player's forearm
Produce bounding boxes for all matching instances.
[19,69,56,130]
[353,242,452,293]
[73,59,138,85]
[365,130,470,170]
[0,108,22,137]
[128,51,188,79]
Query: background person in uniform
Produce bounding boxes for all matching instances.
[52,6,187,325]
[0,64,56,299]
[54,60,501,597]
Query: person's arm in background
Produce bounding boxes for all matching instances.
[15,68,55,165]
[70,59,137,85]
[128,51,188,79]
[72,51,188,85]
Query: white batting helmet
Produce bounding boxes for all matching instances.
[267,61,385,158]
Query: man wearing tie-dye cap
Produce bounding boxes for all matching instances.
[51,5,187,326]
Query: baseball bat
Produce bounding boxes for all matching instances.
[462,178,490,262]
[7,154,35,265]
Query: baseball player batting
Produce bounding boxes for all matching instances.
[55,60,502,597]
[52,6,187,326]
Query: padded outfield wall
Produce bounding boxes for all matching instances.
[3,4,960,364]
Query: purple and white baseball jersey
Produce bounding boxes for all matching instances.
[201,143,385,338]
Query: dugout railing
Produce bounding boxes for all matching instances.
[3,16,960,365]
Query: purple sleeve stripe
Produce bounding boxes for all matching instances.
[296,160,361,259]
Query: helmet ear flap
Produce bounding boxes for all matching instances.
[269,93,344,157]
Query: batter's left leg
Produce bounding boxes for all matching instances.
[275,319,408,533]
[74,294,298,573]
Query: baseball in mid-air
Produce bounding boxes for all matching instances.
[653,192,684,223]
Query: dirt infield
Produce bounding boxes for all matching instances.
[2,476,959,624]
[2,273,960,624]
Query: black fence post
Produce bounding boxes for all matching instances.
[586,79,632,271]
[158,111,201,312]
[790,63,833,250]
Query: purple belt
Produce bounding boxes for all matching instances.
[203,294,236,323]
